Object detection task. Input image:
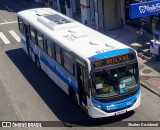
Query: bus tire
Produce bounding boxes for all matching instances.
[69,88,78,104]
[35,55,41,69]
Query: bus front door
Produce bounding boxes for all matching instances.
[24,24,30,57]
[76,62,87,111]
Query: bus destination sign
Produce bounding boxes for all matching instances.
[92,54,135,68]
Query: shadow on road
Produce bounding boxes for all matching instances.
[6,48,135,127]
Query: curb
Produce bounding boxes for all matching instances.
[15,0,28,8]
[4,5,14,12]
[140,80,160,97]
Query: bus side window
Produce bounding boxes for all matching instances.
[55,44,61,64]
[29,26,36,44]
[37,31,44,50]
[45,39,53,58]
[52,42,56,60]
[18,17,25,35]
[60,48,64,66]
[63,51,74,75]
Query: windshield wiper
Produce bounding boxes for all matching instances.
[102,69,115,81]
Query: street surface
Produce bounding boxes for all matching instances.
[0,0,160,129]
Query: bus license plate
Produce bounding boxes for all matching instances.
[116,110,126,115]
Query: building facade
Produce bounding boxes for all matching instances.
[36,0,159,32]
[124,0,157,32]
[50,0,126,31]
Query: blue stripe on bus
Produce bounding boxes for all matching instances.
[40,53,78,93]
[28,43,78,94]
[91,48,130,59]
[92,87,140,112]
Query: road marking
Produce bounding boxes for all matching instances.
[0,21,18,25]
[0,32,10,44]
[0,14,7,22]
[9,30,20,42]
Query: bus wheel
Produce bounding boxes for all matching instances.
[69,88,78,104]
[35,56,41,69]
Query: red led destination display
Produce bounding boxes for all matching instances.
[92,54,135,68]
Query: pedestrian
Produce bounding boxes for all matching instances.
[90,19,97,30]
[84,20,89,26]
[41,0,45,7]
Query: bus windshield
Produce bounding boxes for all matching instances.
[91,63,139,98]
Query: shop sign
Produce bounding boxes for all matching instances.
[129,0,160,19]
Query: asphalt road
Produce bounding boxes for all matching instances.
[0,0,160,129]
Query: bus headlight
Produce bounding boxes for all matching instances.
[93,103,101,110]
[136,93,140,100]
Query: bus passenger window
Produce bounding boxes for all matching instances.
[60,48,64,66]
[18,17,25,34]
[55,45,61,64]
[63,51,74,75]
[37,31,44,50]
[29,26,36,44]
[52,43,56,60]
[46,40,52,57]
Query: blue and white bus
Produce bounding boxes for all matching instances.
[18,8,141,118]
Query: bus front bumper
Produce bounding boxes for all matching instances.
[88,93,141,118]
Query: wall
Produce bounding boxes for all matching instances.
[103,0,121,30]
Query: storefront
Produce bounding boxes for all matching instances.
[94,0,123,31]
[125,0,160,32]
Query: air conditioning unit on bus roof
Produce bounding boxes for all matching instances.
[35,8,53,16]
[37,14,79,31]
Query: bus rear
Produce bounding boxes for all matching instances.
[87,48,141,118]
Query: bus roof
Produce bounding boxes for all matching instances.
[18,8,134,60]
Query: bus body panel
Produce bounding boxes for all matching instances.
[88,88,141,118]
[18,8,141,118]
[25,37,78,96]
[88,93,141,118]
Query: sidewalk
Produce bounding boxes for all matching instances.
[104,26,160,97]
